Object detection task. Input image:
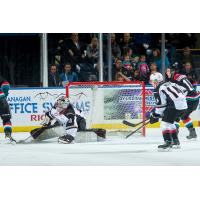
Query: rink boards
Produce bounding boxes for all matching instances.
[0,85,200,133]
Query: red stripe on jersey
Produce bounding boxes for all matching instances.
[183,118,191,124]
[170,129,177,134]
[162,129,177,135]
[162,130,171,135]
[2,81,10,85]
[4,122,12,126]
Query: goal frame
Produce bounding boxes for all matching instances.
[66,81,146,136]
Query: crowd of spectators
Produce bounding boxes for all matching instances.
[48,33,199,87]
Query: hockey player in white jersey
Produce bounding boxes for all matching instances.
[149,72,188,150]
[23,96,106,144]
[45,96,78,144]
[166,68,199,139]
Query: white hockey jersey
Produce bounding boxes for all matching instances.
[154,81,188,116]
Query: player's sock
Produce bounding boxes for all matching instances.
[4,123,12,138]
[174,122,180,134]
[3,123,16,143]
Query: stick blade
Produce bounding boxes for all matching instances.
[122,120,136,127]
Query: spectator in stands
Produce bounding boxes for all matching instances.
[131,55,140,69]
[149,48,170,72]
[59,63,78,87]
[124,47,133,58]
[86,37,99,65]
[150,62,158,75]
[115,72,131,82]
[111,33,121,58]
[64,33,85,71]
[119,33,138,56]
[87,63,108,82]
[137,55,150,84]
[112,58,123,80]
[179,47,194,69]
[181,62,198,84]
[122,55,134,80]
[48,64,61,87]
[132,69,141,82]
[133,33,152,55]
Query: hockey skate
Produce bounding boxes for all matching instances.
[5,130,16,144]
[186,128,197,140]
[158,140,172,151]
[171,139,181,149]
[58,134,74,144]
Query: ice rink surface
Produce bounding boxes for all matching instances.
[0,128,200,166]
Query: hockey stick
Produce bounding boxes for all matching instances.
[17,125,54,144]
[123,118,149,128]
[126,121,150,139]
[123,103,167,128]
[17,127,45,144]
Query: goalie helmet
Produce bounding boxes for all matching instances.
[56,96,70,109]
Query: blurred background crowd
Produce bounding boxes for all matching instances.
[0,33,199,87]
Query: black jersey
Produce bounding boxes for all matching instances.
[173,74,197,97]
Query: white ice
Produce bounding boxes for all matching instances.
[0,128,200,166]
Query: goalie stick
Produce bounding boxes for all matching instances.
[17,126,46,144]
[126,120,150,139]
[17,123,60,144]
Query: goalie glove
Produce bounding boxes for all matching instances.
[149,112,160,124]
[41,115,51,127]
[41,108,56,127]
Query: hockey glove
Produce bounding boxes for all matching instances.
[149,113,160,124]
[42,109,55,127]
[3,91,9,98]
[1,82,10,98]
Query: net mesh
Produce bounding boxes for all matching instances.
[67,82,145,135]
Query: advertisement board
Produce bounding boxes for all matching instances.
[1,85,200,132]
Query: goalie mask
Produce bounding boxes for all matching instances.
[56,96,70,109]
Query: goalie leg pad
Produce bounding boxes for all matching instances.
[30,127,48,139]
[30,123,63,140]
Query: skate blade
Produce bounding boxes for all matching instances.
[5,139,16,145]
[171,145,181,149]
[186,138,197,141]
[157,147,172,152]
[58,139,70,144]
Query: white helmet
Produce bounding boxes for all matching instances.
[56,96,70,109]
[150,72,163,84]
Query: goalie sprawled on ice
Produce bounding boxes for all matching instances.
[26,96,106,144]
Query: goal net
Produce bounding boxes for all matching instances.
[66,81,146,136]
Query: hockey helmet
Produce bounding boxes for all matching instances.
[150,72,163,86]
[56,96,70,109]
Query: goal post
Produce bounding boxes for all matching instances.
[66,81,146,136]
